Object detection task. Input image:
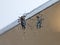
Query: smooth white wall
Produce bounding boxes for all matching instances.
[0,0,49,30]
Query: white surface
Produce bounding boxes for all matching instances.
[0,0,49,30]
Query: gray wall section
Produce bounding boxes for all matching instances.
[0,2,60,45]
[0,0,59,35]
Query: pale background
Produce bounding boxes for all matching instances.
[0,0,49,30]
